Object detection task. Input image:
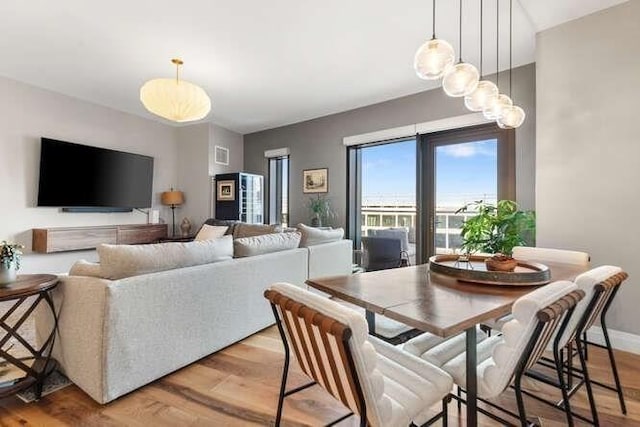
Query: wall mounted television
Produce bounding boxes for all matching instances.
[37,138,154,212]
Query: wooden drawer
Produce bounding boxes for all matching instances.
[33,227,117,253]
[117,224,168,245]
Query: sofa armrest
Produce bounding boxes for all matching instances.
[307,239,353,280]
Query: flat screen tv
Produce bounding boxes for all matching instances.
[37,138,154,211]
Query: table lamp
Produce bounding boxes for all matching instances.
[161,188,184,237]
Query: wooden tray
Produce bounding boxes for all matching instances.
[428,255,551,286]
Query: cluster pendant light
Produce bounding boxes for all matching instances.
[413,0,525,129]
[140,59,211,123]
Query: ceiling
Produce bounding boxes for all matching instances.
[0,0,625,134]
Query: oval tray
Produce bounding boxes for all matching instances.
[428,255,551,286]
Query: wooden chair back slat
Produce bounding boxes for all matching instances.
[581,271,628,332]
[264,289,365,418]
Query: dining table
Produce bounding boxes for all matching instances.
[305,260,589,427]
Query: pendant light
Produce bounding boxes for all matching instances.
[414,0,456,80]
[140,59,211,123]
[464,0,499,111]
[483,1,512,120]
[442,0,480,97]
[497,0,526,128]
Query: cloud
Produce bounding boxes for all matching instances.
[439,140,497,158]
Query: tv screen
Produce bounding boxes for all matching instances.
[37,138,154,209]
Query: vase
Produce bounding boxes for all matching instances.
[485,256,518,272]
[310,214,322,227]
[180,218,192,237]
[0,262,17,286]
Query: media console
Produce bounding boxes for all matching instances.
[32,224,168,253]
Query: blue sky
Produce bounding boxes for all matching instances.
[362,139,497,208]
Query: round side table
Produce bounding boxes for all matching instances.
[0,274,59,400]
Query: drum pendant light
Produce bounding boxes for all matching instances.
[414,0,456,80]
[140,59,211,123]
[442,0,480,97]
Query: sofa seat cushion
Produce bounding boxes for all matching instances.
[194,224,228,241]
[233,223,282,239]
[233,232,301,258]
[297,223,344,247]
[97,236,233,279]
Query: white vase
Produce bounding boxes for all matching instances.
[0,262,17,286]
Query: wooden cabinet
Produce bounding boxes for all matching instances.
[32,224,168,253]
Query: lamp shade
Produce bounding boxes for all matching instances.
[464,80,499,112]
[161,190,184,206]
[442,62,480,97]
[414,38,456,80]
[140,78,211,123]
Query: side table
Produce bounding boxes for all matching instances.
[0,274,59,400]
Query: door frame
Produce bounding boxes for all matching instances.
[418,124,515,262]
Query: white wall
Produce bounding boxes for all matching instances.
[0,76,178,274]
[536,1,640,334]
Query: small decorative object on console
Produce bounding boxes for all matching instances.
[180,218,192,237]
[0,241,23,285]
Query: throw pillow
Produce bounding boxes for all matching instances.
[233,223,282,239]
[296,223,344,247]
[234,232,302,258]
[69,259,102,278]
[203,219,239,235]
[97,235,233,280]
[195,224,228,241]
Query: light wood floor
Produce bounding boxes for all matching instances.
[1,326,640,426]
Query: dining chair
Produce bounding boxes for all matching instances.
[264,282,454,427]
[403,281,584,426]
[529,266,629,422]
[482,246,590,333]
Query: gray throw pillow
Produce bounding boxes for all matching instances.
[233,223,282,239]
[234,232,301,258]
[296,223,344,247]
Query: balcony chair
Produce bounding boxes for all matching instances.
[482,246,590,333]
[361,236,408,271]
[402,281,584,426]
[369,227,416,261]
[264,282,454,427]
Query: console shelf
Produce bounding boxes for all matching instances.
[32,224,168,253]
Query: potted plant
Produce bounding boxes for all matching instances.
[1,241,24,285]
[306,195,336,227]
[457,200,535,272]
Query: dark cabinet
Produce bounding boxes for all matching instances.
[214,173,264,224]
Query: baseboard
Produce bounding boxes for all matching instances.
[586,326,640,355]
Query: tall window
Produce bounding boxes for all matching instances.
[268,156,289,226]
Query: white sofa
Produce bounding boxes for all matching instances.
[35,239,352,404]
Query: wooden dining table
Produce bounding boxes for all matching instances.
[306,261,589,427]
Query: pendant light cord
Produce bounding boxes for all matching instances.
[432,0,436,39]
[496,0,499,88]
[458,0,463,61]
[509,0,513,98]
[480,0,484,77]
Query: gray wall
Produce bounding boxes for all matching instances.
[0,75,178,274]
[244,63,536,228]
[536,1,640,335]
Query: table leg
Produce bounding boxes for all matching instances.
[466,326,477,427]
[365,310,375,335]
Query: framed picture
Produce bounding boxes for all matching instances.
[214,146,229,165]
[217,180,235,201]
[303,168,328,193]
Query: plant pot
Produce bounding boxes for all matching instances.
[485,255,518,272]
[0,263,17,286]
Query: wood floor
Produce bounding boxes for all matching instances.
[1,326,640,426]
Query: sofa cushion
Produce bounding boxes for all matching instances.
[97,236,233,280]
[195,224,228,241]
[297,223,344,247]
[233,223,282,239]
[203,219,239,235]
[234,232,301,258]
[69,259,102,278]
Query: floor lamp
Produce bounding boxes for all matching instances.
[161,188,184,237]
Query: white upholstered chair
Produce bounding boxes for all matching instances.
[403,281,584,426]
[264,282,454,427]
[482,246,590,332]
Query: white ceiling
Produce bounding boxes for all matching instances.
[0,0,625,134]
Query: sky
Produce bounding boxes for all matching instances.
[362,138,497,208]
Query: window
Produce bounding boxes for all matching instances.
[268,156,289,226]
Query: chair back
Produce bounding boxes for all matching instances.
[479,281,584,398]
[361,236,402,271]
[512,246,589,265]
[558,267,628,348]
[264,282,393,427]
[369,228,410,252]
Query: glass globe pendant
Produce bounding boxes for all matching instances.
[414,38,456,80]
[483,94,512,120]
[442,62,480,97]
[464,80,498,111]
[497,105,525,128]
